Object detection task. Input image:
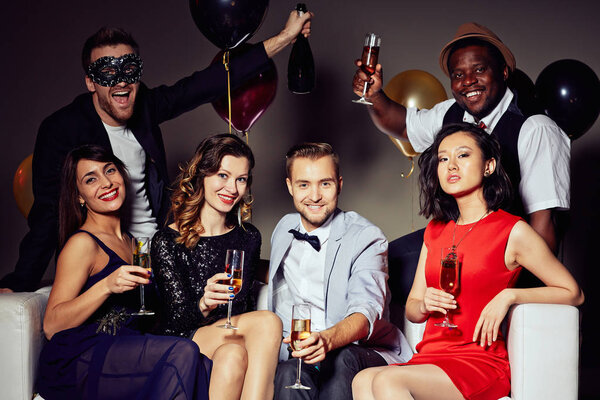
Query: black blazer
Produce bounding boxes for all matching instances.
[2,44,269,291]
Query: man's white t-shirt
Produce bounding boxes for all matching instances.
[103,123,158,238]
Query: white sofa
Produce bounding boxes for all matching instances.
[1,286,580,400]
[0,286,50,400]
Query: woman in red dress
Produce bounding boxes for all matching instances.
[352,123,584,400]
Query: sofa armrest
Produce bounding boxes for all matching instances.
[0,286,51,400]
[507,303,579,400]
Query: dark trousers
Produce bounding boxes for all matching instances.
[388,228,425,306]
[273,344,387,400]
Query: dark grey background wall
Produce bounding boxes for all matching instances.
[2,1,599,396]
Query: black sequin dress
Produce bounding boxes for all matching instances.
[151,223,261,338]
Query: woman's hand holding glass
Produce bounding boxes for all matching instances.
[421,286,457,315]
[473,289,513,347]
[104,265,150,294]
[200,272,236,314]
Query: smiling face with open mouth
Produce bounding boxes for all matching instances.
[448,44,508,121]
[85,44,140,127]
[76,159,126,215]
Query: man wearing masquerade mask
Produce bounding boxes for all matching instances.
[0,11,312,293]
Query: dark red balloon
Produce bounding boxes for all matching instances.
[189,0,269,49]
[211,45,278,133]
[535,59,600,140]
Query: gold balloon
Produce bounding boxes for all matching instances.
[384,69,448,110]
[384,70,448,159]
[13,154,34,218]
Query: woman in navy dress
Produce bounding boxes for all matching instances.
[37,145,210,400]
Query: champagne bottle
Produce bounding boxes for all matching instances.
[287,3,315,94]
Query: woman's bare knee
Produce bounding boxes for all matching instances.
[213,343,248,375]
[371,368,412,399]
[239,310,282,343]
[257,310,282,338]
[352,367,377,399]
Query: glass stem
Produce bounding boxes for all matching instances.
[296,357,302,384]
[139,285,145,310]
[226,299,233,324]
[361,82,368,98]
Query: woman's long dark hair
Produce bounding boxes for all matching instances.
[418,122,513,222]
[59,145,129,249]
[169,133,255,249]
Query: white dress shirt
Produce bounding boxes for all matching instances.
[281,214,334,332]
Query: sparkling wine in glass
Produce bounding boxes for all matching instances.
[353,33,381,105]
[217,249,244,330]
[435,247,460,328]
[285,303,311,390]
[131,237,154,316]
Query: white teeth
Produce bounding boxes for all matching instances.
[466,91,481,98]
[100,189,117,199]
[307,205,321,209]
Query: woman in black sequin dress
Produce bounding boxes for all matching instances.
[38,145,210,400]
[152,134,282,400]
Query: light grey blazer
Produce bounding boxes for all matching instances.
[268,208,411,363]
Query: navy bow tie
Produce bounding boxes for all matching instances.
[289,229,321,251]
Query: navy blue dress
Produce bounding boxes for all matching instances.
[37,230,211,400]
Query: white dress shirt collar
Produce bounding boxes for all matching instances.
[461,88,514,133]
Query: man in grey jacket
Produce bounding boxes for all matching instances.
[268,142,411,399]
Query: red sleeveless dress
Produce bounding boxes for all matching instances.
[403,210,522,400]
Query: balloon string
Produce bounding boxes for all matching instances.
[222,51,232,134]
[411,164,416,232]
[244,131,249,144]
[400,158,415,178]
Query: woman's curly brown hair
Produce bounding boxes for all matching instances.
[169,133,255,248]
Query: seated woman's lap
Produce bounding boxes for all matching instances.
[192,310,281,358]
[77,334,208,399]
[355,364,464,400]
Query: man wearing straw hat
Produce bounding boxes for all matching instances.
[0,12,312,293]
[352,22,569,299]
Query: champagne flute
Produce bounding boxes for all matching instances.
[435,247,461,328]
[353,33,381,105]
[217,249,244,330]
[285,303,311,390]
[131,237,154,316]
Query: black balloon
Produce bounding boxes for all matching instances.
[535,59,600,140]
[189,0,269,50]
[507,69,543,118]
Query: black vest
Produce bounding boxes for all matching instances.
[443,99,526,218]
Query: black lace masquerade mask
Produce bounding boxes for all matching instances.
[86,53,143,87]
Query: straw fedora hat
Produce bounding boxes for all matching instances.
[439,22,516,77]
